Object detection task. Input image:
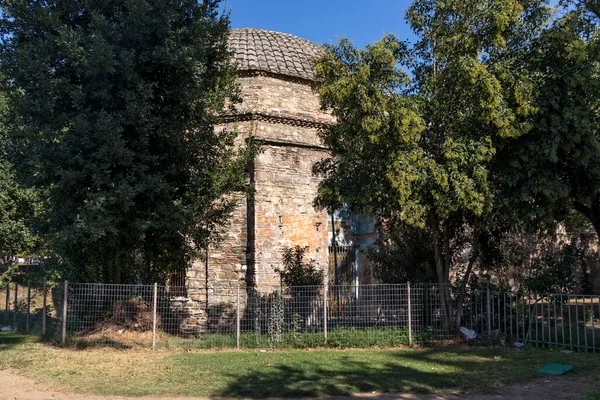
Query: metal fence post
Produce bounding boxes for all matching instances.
[486,285,491,336]
[4,284,9,326]
[61,280,68,345]
[324,284,328,345]
[152,283,158,350]
[26,280,31,333]
[13,283,18,331]
[407,282,412,346]
[42,279,47,336]
[236,285,241,350]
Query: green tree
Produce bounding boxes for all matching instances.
[0,0,253,283]
[277,246,324,287]
[0,87,42,280]
[368,216,437,284]
[496,2,600,236]
[313,0,550,330]
[0,161,41,280]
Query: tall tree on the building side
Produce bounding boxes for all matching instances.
[495,1,600,236]
[0,80,43,282]
[313,0,551,331]
[0,0,253,284]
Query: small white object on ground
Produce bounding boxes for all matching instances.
[460,326,477,340]
[513,342,526,348]
[1,326,12,331]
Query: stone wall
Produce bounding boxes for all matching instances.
[238,75,335,127]
[182,195,247,333]
[252,140,330,287]
[184,70,333,330]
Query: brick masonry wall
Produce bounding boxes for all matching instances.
[184,72,332,331]
[253,140,330,287]
[182,196,247,333]
[238,75,335,126]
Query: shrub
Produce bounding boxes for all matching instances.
[523,242,584,293]
[277,246,324,287]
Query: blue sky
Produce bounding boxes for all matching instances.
[224,0,416,48]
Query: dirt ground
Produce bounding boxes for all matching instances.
[0,369,594,400]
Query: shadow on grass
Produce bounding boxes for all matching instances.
[213,347,598,398]
[66,336,133,350]
[0,331,37,351]
[219,361,443,397]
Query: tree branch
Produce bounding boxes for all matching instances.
[573,200,592,220]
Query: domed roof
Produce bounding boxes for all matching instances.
[228,28,324,81]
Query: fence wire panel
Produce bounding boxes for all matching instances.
[66,283,156,348]
[233,285,325,349]
[328,284,408,347]
[462,291,600,352]
[160,284,241,349]
[160,284,446,349]
[8,280,597,352]
[419,284,455,340]
[1,281,58,335]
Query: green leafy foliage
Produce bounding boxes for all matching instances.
[523,241,586,293]
[368,216,436,284]
[0,0,254,283]
[0,161,41,280]
[313,0,550,329]
[495,2,600,233]
[277,246,324,287]
[0,80,43,282]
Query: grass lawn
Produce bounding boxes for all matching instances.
[1,332,599,398]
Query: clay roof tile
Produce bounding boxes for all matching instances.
[228,28,324,81]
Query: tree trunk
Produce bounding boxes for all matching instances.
[454,218,479,332]
[430,212,480,333]
[0,253,11,277]
[574,191,600,237]
[430,212,454,331]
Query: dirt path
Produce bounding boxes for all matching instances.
[0,369,593,400]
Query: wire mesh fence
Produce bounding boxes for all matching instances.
[463,290,600,352]
[3,281,599,352]
[1,280,61,336]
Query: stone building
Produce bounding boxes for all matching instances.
[174,28,378,332]
[184,28,331,305]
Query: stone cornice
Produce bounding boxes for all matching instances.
[251,135,329,152]
[238,70,314,86]
[220,111,333,129]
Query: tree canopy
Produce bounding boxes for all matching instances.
[313,0,553,328]
[0,83,42,281]
[0,0,253,284]
[495,1,600,235]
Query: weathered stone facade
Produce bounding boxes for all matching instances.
[181,28,335,331]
